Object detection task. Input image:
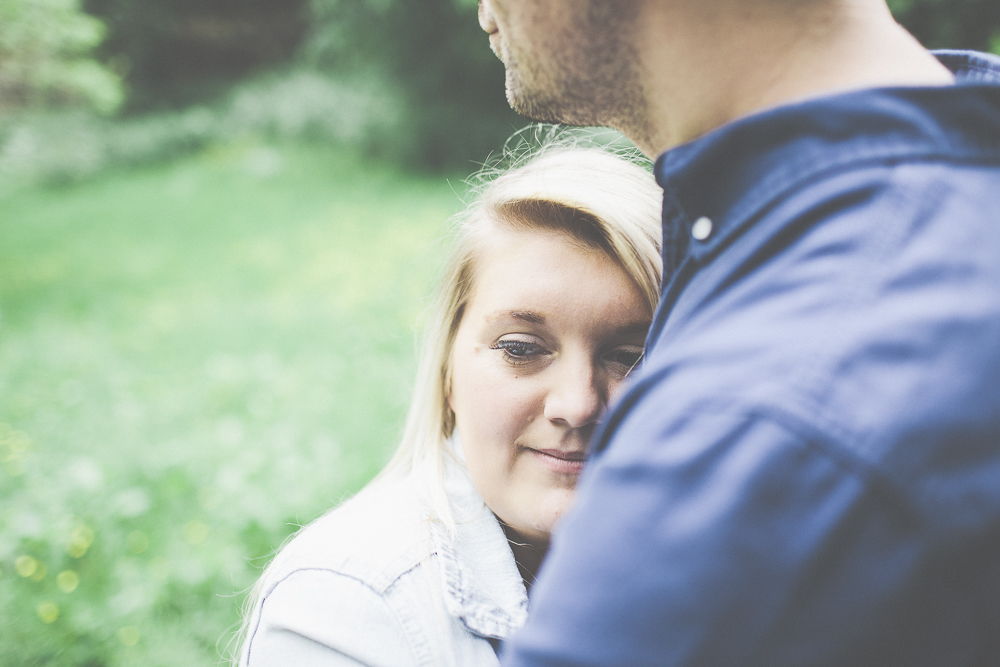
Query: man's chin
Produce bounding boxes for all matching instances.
[505,82,579,126]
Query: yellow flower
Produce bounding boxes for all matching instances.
[183,520,209,545]
[118,626,140,646]
[148,557,170,580]
[68,525,95,558]
[15,555,38,578]
[126,530,149,554]
[57,570,80,593]
[37,602,59,624]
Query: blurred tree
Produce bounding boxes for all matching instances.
[83,0,309,111]
[303,0,521,168]
[28,0,1000,170]
[0,0,123,114]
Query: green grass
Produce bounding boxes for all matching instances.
[0,142,462,666]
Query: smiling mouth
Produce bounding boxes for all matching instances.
[527,448,587,474]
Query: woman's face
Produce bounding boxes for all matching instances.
[449,226,650,544]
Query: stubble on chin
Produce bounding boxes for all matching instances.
[503,0,647,133]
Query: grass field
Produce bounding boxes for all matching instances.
[0,142,462,666]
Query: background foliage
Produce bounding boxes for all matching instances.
[3,1,1000,666]
[889,0,1000,53]
[301,0,519,168]
[0,142,457,666]
[0,0,123,114]
[82,0,309,112]
[4,0,1000,186]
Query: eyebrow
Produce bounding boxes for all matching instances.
[617,321,653,336]
[486,310,547,325]
[485,310,651,335]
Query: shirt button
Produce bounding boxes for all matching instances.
[691,216,713,241]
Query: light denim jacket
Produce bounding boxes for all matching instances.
[240,465,528,667]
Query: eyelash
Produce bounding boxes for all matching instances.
[490,339,548,366]
[607,349,644,371]
[491,340,644,373]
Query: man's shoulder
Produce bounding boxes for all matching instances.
[624,145,1000,527]
[262,475,432,596]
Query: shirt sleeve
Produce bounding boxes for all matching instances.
[500,401,940,667]
[244,568,420,667]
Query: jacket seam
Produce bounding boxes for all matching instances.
[252,566,428,667]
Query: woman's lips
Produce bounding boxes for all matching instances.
[528,448,586,475]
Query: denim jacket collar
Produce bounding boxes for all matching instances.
[430,455,529,640]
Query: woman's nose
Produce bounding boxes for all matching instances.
[543,359,605,429]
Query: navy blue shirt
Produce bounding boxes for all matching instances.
[502,51,1000,667]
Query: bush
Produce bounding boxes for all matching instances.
[0,69,402,194]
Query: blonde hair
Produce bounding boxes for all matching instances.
[378,144,663,530]
[231,142,663,665]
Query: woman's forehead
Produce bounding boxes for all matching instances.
[464,228,650,328]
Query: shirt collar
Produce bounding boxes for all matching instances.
[653,50,1000,276]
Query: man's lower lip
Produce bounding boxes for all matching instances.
[527,449,585,474]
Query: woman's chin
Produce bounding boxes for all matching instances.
[505,493,577,544]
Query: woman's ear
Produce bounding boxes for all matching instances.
[443,350,456,412]
[443,370,457,432]
[443,401,456,437]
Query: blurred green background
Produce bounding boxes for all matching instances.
[2,1,999,665]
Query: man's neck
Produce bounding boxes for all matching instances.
[629,0,954,156]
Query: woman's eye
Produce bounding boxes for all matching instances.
[606,348,644,372]
[491,339,548,365]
